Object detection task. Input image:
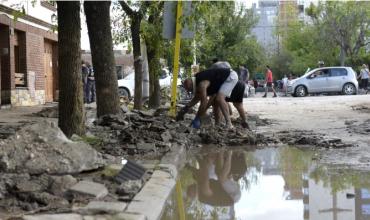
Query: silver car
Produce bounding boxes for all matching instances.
[288,67,358,97]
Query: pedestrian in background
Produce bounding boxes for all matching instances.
[359,64,369,93]
[238,65,249,84]
[86,64,96,103]
[262,65,277,98]
[81,60,89,103]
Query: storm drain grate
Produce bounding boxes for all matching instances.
[115,160,147,183]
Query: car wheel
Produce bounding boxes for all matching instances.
[118,87,130,98]
[294,85,307,97]
[342,83,356,95]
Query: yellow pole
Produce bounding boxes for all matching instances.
[176,179,186,220]
[169,1,183,117]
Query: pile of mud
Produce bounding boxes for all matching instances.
[271,130,355,148]
[345,119,370,135]
[351,104,370,114]
[0,121,114,218]
[0,121,106,174]
[89,108,259,157]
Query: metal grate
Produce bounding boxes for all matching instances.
[115,160,147,183]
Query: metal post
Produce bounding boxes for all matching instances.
[169,1,182,117]
[176,179,186,220]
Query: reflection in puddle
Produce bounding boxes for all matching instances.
[161,147,370,220]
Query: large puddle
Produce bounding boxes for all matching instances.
[161,147,370,220]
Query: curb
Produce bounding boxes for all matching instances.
[124,144,186,220]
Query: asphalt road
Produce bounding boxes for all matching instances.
[245,93,370,169]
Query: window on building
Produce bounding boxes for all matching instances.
[41,1,57,12]
[14,30,27,87]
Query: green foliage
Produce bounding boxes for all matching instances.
[271,1,370,77]
[163,2,265,74]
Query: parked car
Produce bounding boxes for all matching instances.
[288,67,358,97]
[117,70,182,98]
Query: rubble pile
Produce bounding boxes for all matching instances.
[346,119,370,135]
[89,108,258,157]
[274,130,355,148]
[0,121,106,174]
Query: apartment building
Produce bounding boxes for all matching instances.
[0,0,57,107]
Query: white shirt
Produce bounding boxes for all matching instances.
[360,68,369,79]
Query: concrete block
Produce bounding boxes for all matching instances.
[76,201,127,214]
[113,213,146,220]
[83,216,108,220]
[23,214,83,220]
[68,181,108,199]
[126,169,176,220]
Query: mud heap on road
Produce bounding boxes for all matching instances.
[0,106,259,218]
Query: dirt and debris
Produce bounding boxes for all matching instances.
[265,130,356,148]
[351,104,370,114]
[0,120,106,174]
[32,106,58,118]
[346,119,370,135]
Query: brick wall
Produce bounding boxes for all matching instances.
[26,32,44,90]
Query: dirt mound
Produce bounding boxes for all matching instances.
[351,104,370,114]
[0,120,106,174]
[88,109,258,157]
[33,106,58,118]
[346,119,370,135]
[271,130,355,148]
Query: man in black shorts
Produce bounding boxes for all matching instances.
[211,81,249,129]
[177,67,238,128]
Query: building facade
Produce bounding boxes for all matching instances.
[0,0,57,107]
[251,0,309,55]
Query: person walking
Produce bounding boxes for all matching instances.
[262,65,277,98]
[81,61,89,103]
[359,64,369,93]
[86,64,96,103]
[238,65,249,83]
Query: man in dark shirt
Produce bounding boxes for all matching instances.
[177,67,238,128]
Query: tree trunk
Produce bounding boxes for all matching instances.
[131,17,143,110]
[147,41,161,108]
[340,46,346,66]
[57,1,85,137]
[84,1,120,117]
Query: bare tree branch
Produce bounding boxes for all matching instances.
[119,1,134,17]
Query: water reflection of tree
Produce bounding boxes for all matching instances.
[278,147,313,198]
[240,151,262,192]
[310,166,370,194]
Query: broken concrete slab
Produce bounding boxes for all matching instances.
[49,175,78,197]
[113,213,146,220]
[160,131,172,143]
[76,201,127,215]
[126,168,176,220]
[116,180,143,196]
[23,213,83,220]
[0,120,106,174]
[68,181,108,199]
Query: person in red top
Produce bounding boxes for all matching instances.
[263,65,277,98]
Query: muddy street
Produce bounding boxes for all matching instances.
[161,94,370,220]
[245,94,370,169]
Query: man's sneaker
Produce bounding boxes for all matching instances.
[273,94,277,98]
[262,94,267,98]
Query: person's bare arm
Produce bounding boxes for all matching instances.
[186,94,200,109]
[206,95,216,109]
[196,81,210,117]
